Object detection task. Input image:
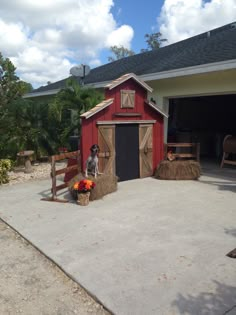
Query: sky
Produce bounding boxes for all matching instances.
[0,0,236,88]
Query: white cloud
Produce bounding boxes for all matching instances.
[159,0,236,45]
[0,0,134,87]
[11,47,72,85]
[106,25,134,49]
[0,20,28,56]
[89,59,102,67]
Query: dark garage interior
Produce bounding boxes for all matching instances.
[168,94,236,162]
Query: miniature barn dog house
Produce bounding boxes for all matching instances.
[80,73,168,181]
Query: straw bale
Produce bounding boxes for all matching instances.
[154,160,201,180]
[68,173,118,201]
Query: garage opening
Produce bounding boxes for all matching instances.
[168,94,236,162]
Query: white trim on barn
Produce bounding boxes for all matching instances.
[145,100,169,118]
[96,120,156,125]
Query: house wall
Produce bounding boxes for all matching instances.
[147,69,236,141]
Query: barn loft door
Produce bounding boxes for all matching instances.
[139,124,153,178]
[98,125,115,175]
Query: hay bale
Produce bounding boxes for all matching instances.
[68,173,118,201]
[154,160,201,180]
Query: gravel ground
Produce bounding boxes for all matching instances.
[6,161,70,185]
[7,162,54,185]
[1,163,110,315]
[0,220,110,315]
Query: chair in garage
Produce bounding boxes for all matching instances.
[220,135,236,168]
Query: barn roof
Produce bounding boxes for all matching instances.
[26,21,236,97]
[145,100,168,118]
[80,98,114,119]
[81,73,166,120]
[105,73,153,92]
[81,98,168,120]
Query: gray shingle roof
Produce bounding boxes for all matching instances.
[31,22,236,94]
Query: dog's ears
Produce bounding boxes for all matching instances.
[90,144,100,151]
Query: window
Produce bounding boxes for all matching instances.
[121,90,135,108]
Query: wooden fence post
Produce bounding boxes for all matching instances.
[41,150,81,202]
[51,155,57,200]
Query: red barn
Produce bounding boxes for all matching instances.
[80,73,167,181]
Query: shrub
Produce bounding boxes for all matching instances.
[0,159,12,184]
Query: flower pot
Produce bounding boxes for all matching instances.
[77,192,90,206]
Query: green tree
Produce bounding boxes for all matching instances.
[0,53,22,158]
[49,77,103,148]
[108,45,135,62]
[0,52,52,159]
[0,52,30,108]
[1,99,55,159]
[18,81,33,94]
[141,32,167,52]
[0,52,103,160]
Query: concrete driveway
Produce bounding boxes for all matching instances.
[0,170,236,315]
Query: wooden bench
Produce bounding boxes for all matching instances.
[164,143,200,162]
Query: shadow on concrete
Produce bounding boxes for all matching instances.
[201,160,236,181]
[199,161,236,192]
[38,184,75,203]
[172,281,236,315]
[225,228,236,238]
[199,179,236,193]
[38,188,52,199]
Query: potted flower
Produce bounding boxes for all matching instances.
[73,179,96,206]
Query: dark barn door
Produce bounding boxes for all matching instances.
[115,124,139,181]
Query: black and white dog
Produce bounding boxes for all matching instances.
[85,144,100,178]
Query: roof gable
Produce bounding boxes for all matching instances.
[105,73,153,92]
[81,73,168,120]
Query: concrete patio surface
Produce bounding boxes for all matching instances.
[0,167,236,315]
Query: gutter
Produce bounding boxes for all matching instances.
[140,59,236,82]
[23,88,61,98]
[88,59,236,88]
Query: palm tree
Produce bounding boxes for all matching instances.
[48,77,103,149]
[2,98,56,159]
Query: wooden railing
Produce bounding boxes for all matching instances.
[42,150,81,202]
[164,143,200,162]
